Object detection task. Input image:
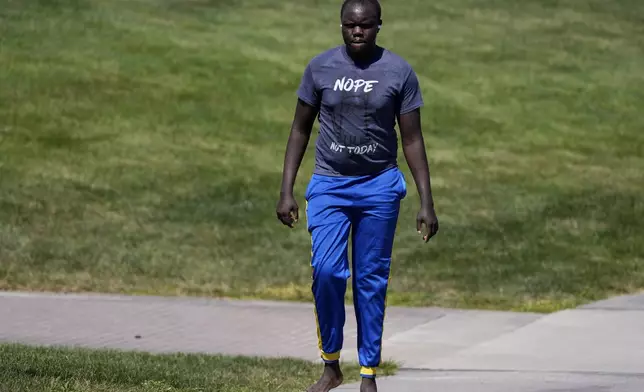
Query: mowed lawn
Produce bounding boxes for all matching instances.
[0,343,395,392]
[0,0,642,312]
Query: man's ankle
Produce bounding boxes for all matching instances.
[322,361,342,377]
[360,366,377,379]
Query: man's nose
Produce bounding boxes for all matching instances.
[352,26,364,36]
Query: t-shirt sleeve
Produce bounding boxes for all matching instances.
[399,66,424,114]
[296,63,320,108]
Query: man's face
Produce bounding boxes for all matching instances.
[341,4,381,57]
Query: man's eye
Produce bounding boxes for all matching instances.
[343,23,375,29]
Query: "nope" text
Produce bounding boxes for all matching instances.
[333,77,379,93]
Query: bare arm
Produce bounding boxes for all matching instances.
[276,99,319,227]
[279,99,318,195]
[398,108,439,241]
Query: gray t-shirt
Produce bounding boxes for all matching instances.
[297,45,424,177]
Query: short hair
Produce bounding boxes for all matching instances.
[340,0,381,20]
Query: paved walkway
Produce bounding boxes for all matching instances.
[2,290,644,391]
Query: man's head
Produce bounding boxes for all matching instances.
[340,0,382,59]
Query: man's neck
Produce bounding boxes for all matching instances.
[345,45,381,66]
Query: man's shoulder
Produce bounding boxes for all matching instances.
[380,47,415,73]
[305,45,345,69]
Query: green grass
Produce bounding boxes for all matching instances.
[0,343,396,391]
[0,0,643,313]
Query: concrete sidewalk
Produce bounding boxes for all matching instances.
[2,290,644,391]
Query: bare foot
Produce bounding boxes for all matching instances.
[306,362,343,392]
[360,377,377,392]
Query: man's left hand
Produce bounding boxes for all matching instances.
[417,205,439,242]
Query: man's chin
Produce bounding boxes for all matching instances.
[346,43,371,55]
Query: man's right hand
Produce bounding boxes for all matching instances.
[276,193,299,228]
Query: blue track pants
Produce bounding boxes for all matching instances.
[304,166,407,379]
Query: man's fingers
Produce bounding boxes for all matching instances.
[277,211,294,228]
[276,199,299,229]
[426,221,439,241]
[286,210,296,227]
[418,217,439,242]
[418,219,428,241]
[290,209,299,224]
